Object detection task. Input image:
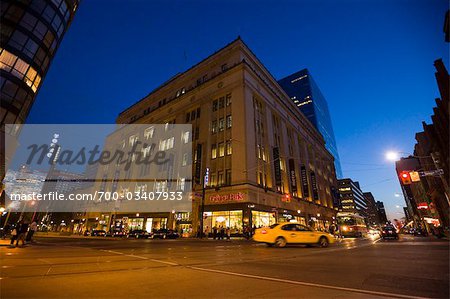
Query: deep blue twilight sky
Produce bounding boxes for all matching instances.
[26,0,449,221]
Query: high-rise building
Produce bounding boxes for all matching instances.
[0,0,79,195]
[1,0,79,129]
[86,38,338,235]
[278,69,343,178]
[363,192,380,225]
[376,201,387,224]
[337,178,367,217]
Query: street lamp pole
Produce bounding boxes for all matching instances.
[199,167,209,239]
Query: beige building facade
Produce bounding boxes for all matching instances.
[86,38,338,235]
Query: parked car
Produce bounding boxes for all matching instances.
[127,229,152,239]
[91,229,107,237]
[381,226,398,240]
[413,228,428,237]
[253,223,335,248]
[152,229,180,239]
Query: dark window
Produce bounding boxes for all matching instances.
[195,127,199,140]
[2,80,18,98]
[196,107,200,118]
[5,5,24,23]
[24,39,38,58]
[30,1,46,14]
[218,97,224,109]
[42,5,55,23]
[9,30,27,50]
[185,113,190,123]
[212,100,218,112]
[190,110,195,120]
[20,12,38,31]
[33,21,47,39]
[225,169,231,185]
[221,63,228,71]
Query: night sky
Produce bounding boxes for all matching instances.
[26,0,449,221]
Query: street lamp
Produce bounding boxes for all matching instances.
[385,151,400,161]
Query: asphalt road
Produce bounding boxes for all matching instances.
[0,235,448,299]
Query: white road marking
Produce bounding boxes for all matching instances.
[186,266,431,299]
[100,249,179,266]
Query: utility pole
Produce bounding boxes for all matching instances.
[199,167,209,239]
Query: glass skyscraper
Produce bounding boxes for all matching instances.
[278,69,343,178]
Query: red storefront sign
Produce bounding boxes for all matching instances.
[209,192,245,202]
[417,203,428,210]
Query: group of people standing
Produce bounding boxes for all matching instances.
[8,219,38,248]
[204,226,231,240]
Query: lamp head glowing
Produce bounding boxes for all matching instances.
[385,151,400,161]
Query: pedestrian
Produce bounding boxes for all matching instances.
[16,220,29,247]
[226,227,231,241]
[9,224,18,248]
[204,226,209,239]
[212,226,217,240]
[220,226,225,240]
[26,221,38,243]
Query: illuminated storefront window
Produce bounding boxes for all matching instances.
[251,211,276,228]
[127,218,144,230]
[203,210,243,233]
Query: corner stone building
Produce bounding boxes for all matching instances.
[102,38,337,235]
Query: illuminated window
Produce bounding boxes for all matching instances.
[218,142,225,157]
[182,131,190,144]
[129,135,138,147]
[218,118,224,131]
[211,144,217,159]
[226,115,232,129]
[226,140,232,155]
[144,126,154,139]
[211,120,217,134]
[225,93,232,106]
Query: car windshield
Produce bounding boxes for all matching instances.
[269,224,279,229]
[337,217,356,225]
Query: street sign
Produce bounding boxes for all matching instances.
[419,169,444,177]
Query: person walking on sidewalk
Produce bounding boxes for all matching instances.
[16,220,29,247]
[9,223,19,247]
[212,226,217,240]
[26,221,37,243]
[226,227,231,241]
[219,226,225,240]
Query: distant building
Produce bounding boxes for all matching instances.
[278,69,343,178]
[337,178,367,217]
[376,201,387,224]
[363,192,379,225]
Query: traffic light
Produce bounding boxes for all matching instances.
[399,171,412,185]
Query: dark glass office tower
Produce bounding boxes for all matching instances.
[278,69,343,178]
[0,0,79,197]
[1,0,79,131]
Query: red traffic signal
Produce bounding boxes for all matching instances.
[399,171,412,185]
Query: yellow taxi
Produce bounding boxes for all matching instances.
[253,223,335,248]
